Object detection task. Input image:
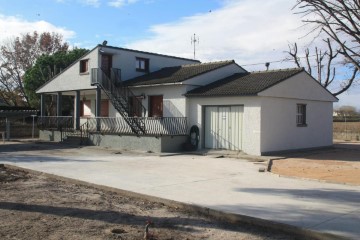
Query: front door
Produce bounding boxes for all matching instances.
[101,54,112,77]
[149,96,163,117]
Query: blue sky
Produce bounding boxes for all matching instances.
[0,0,359,109]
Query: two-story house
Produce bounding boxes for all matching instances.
[36,44,337,155]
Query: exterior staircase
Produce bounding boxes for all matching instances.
[91,68,146,135]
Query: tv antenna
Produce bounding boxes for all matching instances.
[191,33,199,59]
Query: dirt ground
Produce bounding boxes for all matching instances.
[271,142,360,185]
[0,165,295,240]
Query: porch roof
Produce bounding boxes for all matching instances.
[0,106,38,118]
[185,68,305,97]
[125,60,237,86]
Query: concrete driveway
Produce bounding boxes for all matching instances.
[0,141,359,239]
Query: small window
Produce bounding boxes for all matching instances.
[135,57,149,72]
[80,59,89,74]
[296,104,307,126]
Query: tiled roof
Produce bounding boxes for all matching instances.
[125,60,236,86]
[185,68,304,96]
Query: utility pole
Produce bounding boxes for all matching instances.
[191,33,199,59]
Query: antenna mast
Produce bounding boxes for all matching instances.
[191,33,199,59]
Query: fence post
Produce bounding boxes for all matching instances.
[5,118,10,140]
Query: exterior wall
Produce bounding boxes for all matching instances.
[187,96,262,155]
[103,48,199,81]
[39,130,63,142]
[259,71,338,102]
[88,134,187,152]
[127,85,187,117]
[37,46,198,94]
[260,97,333,154]
[39,130,187,152]
[37,49,99,93]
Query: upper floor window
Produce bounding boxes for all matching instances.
[136,57,149,72]
[296,104,307,127]
[80,59,89,74]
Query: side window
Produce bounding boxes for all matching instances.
[80,59,89,74]
[135,57,149,72]
[296,104,307,126]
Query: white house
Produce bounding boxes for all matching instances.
[36,44,337,156]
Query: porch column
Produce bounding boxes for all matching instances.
[57,92,62,130]
[40,94,45,116]
[75,91,80,130]
[57,92,62,116]
[95,87,101,131]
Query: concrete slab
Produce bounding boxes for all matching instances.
[0,142,359,239]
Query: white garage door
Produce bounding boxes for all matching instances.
[204,106,243,150]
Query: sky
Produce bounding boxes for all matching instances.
[0,0,359,109]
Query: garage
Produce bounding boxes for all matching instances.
[204,105,243,150]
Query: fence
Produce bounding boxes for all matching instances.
[333,116,360,141]
[0,120,39,139]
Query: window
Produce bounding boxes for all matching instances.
[79,59,89,74]
[135,57,149,72]
[297,104,307,126]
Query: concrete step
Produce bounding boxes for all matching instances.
[62,136,85,146]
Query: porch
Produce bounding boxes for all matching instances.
[37,116,189,152]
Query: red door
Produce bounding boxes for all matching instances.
[149,96,163,117]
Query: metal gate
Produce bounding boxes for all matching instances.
[204,106,243,150]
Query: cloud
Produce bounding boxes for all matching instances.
[80,0,101,7]
[0,15,76,43]
[126,0,319,71]
[108,0,138,8]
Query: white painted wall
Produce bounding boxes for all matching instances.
[95,46,199,81]
[37,49,99,93]
[187,96,262,155]
[259,71,338,102]
[260,97,333,154]
[37,46,198,94]
[129,85,187,117]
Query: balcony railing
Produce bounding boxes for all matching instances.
[38,116,188,136]
[38,116,73,130]
[85,117,188,136]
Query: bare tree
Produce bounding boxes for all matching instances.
[286,38,358,96]
[0,31,68,106]
[287,0,360,96]
[295,0,360,70]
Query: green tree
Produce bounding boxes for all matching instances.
[24,48,89,110]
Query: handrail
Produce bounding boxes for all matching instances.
[80,120,89,144]
[85,117,187,136]
[91,67,147,134]
[38,116,188,136]
[91,68,146,118]
[37,116,73,130]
